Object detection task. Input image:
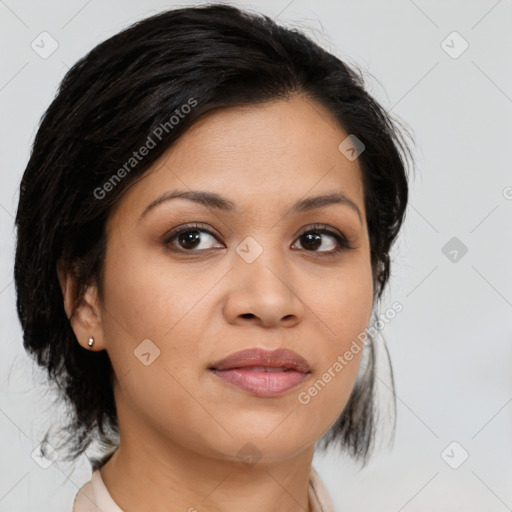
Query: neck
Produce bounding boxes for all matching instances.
[101,441,315,512]
[100,403,316,512]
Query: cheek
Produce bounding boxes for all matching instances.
[283,258,374,438]
[296,352,363,434]
[101,239,212,343]
[99,246,214,445]
[313,264,372,388]
[313,255,374,346]
[99,243,219,408]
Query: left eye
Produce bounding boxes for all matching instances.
[292,227,347,253]
[292,224,352,254]
[163,223,351,254]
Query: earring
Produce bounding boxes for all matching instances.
[88,336,95,349]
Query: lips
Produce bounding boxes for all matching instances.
[209,348,311,397]
[209,347,311,373]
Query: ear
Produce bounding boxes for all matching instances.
[57,261,105,351]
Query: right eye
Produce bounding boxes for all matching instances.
[162,223,224,252]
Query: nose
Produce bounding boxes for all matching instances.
[222,247,305,328]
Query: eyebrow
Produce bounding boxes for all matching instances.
[139,189,363,224]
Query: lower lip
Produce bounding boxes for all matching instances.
[210,368,309,397]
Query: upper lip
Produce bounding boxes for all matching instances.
[209,348,311,373]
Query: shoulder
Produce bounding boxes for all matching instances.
[73,468,125,512]
[73,479,100,512]
[309,465,338,512]
[74,449,118,511]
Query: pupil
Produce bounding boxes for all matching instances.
[303,233,321,250]
[180,230,200,249]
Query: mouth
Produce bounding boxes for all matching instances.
[208,347,311,397]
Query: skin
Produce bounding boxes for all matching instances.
[59,94,374,512]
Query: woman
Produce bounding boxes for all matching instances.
[14,4,413,511]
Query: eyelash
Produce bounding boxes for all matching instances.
[162,222,353,256]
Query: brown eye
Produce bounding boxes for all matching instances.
[293,224,352,254]
[299,232,324,251]
[163,224,223,252]
[178,230,201,249]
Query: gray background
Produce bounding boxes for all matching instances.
[1,0,511,510]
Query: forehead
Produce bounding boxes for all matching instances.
[109,95,365,225]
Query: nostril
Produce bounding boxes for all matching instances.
[241,313,255,319]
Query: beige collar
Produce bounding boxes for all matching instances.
[74,464,337,512]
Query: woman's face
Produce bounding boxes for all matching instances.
[95,95,374,463]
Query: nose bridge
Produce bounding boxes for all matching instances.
[235,232,289,287]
